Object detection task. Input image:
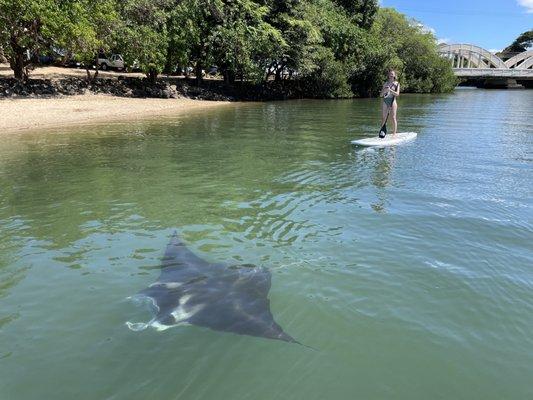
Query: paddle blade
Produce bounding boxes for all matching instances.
[378,123,387,138]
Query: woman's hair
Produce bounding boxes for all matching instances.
[388,69,397,79]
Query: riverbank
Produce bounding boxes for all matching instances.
[0,94,232,134]
[0,63,340,102]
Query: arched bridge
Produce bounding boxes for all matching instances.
[438,44,533,84]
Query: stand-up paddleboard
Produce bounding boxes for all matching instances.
[351,132,417,147]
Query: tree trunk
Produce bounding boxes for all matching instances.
[10,35,26,80]
[275,63,283,82]
[85,56,99,81]
[147,68,158,83]
[163,47,174,75]
[227,69,235,84]
[195,61,203,86]
[264,62,275,82]
[12,52,25,80]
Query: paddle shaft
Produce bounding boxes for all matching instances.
[379,107,392,132]
[379,105,391,136]
[379,84,396,137]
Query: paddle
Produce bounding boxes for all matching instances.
[379,86,392,138]
[379,108,390,138]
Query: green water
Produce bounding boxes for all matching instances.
[0,89,532,399]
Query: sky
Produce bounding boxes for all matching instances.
[380,0,533,51]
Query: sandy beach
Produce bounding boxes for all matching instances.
[0,63,234,134]
[0,94,232,134]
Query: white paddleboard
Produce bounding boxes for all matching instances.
[351,132,417,147]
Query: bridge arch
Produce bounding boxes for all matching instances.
[439,44,507,69]
[518,57,533,70]
[504,50,533,69]
[438,43,533,85]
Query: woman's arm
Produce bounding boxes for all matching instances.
[380,84,389,97]
[389,82,400,97]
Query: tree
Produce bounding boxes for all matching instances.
[503,30,533,53]
[167,0,221,85]
[116,0,172,82]
[0,0,456,95]
[333,0,378,28]
[370,8,456,94]
[297,0,366,97]
[349,32,397,96]
[208,0,285,83]
[261,0,321,82]
[62,0,119,80]
[169,0,284,85]
[0,0,66,80]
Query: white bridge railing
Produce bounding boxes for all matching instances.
[454,68,533,79]
[439,44,533,78]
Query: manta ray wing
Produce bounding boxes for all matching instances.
[129,233,298,344]
[186,266,298,343]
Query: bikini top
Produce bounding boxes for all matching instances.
[384,81,398,98]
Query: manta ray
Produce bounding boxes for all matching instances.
[127,232,298,344]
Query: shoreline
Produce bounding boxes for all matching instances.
[0,94,234,134]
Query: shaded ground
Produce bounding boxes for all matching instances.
[0,64,309,101]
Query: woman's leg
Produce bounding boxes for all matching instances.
[391,101,398,134]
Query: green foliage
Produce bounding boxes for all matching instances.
[169,0,285,84]
[207,0,285,83]
[369,8,457,94]
[0,0,67,79]
[62,0,119,78]
[503,30,533,53]
[333,0,378,28]
[0,0,456,94]
[264,0,361,96]
[300,46,352,98]
[168,0,220,82]
[115,0,172,80]
[348,31,396,96]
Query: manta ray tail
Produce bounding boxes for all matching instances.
[278,332,316,350]
[125,321,150,331]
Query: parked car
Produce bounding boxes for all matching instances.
[41,47,81,68]
[97,54,125,71]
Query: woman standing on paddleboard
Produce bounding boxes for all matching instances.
[380,70,400,137]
